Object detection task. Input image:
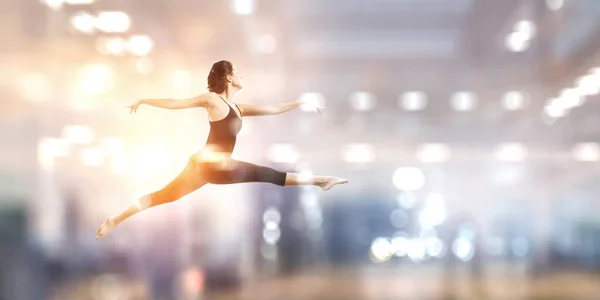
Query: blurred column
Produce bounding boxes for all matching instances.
[529,186,554,276]
[34,137,64,257]
[235,3,289,281]
[32,0,69,257]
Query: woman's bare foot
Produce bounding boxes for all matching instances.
[96,217,117,240]
[317,177,349,191]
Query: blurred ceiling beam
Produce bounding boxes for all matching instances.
[293,10,469,32]
[541,1,600,83]
[281,0,473,61]
[284,57,541,95]
[290,30,458,60]
[283,0,475,15]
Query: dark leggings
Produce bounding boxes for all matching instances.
[147,155,287,208]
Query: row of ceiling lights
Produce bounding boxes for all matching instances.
[267,142,600,164]
[299,91,529,112]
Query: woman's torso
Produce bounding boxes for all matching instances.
[205,96,242,155]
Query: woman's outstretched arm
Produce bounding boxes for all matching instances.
[237,100,324,117]
[128,93,215,113]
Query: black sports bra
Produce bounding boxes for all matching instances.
[204,97,242,154]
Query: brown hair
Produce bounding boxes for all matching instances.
[207,60,234,93]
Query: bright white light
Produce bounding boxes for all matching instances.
[257,34,277,53]
[572,143,600,162]
[134,145,174,177]
[418,193,447,227]
[575,75,600,96]
[370,237,394,263]
[173,69,192,90]
[341,143,376,163]
[105,38,127,56]
[42,0,65,11]
[400,91,427,111]
[300,192,319,208]
[406,239,427,262]
[127,35,154,56]
[511,237,530,257]
[589,68,600,80]
[16,72,52,102]
[62,125,94,144]
[78,64,116,95]
[262,228,281,245]
[505,31,530,52]
[38,141,55,172]
[266,143,300,164]
[458,223,476,240]
[350,92,377,111]
[70,12,96,34]
[232,0,254,15]
[135,57,154,74]
[452,238,475,261]
[450,91,478,111]
[295,162,313,186]
[38,138,70,171]
[559,88,585,108]
[264,221,278,231]
[416,143,451,163]
[426,238,445,258]
[391,234,410,257]
[79,147,103,167]
[495,143,527,162]
[544,99,568,118]
[397,193,418,209]
[299,92,326,112]
[515,20,536,39]
[110,156,129,174]
[262,208,281,224]
[390,209,409,229]
[392,167,426,191]
[50,138,71,157]
[502,91,527,110]
[546,0,564,11]
[95,12,131,33]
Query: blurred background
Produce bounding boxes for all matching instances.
[3,0,600,299]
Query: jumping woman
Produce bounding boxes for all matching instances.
[96,60,348,239]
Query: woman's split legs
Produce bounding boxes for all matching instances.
[96,164,205,240]
[96,158,349,239]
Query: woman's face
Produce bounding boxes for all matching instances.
[230,66,243,90]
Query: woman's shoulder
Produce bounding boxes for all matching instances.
[196,92,221,107]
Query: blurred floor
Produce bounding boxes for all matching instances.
[48,265,600,299]
[207,267,600,300]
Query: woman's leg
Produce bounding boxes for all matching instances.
[205,159,348,190]
[96,162,206,240]
[283,172,348,191]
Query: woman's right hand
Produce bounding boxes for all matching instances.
[127,100,143,114]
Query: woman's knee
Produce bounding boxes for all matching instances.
[136,195,153,210]
[256,167,287,186]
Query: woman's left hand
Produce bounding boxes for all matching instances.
[301,99,326,114]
